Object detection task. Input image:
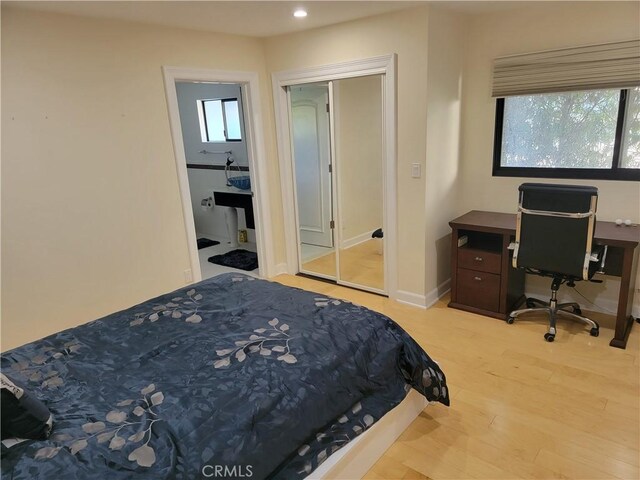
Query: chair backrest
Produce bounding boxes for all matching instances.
[512,183,598,280]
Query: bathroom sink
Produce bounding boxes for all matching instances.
[213,189,255,229]
[227,175,251,190]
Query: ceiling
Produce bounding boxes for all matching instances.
[4,1,569,38]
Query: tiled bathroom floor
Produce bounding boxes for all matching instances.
[197,233,259,280]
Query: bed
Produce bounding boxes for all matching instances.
[1,273,449,479]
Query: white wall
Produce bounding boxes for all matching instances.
[0,7,282,350]
[265,7,431,298]
[460,2,640,315]
[424,7,468,301]
[461,2,640,220]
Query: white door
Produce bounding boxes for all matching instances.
[290,86,333,248]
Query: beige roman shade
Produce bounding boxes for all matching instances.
[492,39,640,97]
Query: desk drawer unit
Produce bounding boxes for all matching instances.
[456,269,501,312]
[449,210,640,349]
[457,248,501,274]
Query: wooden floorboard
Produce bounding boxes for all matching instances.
[273,274,640,480]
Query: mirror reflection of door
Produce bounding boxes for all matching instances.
[290,84,336,279]
[334,75,384,292]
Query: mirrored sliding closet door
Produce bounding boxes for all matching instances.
[289,75,385,294]
[290,83,337,280]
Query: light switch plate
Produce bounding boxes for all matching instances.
[411,163,421,178]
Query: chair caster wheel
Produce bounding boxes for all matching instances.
[544,333,555,342]
[573,307,582,315]
[506,316,515,324]
[590,327,599,337]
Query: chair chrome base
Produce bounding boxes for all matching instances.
[507,282,599,342]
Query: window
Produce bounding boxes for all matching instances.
[621,87,640,169]
[197,98,242,142]
[493,87,640,180]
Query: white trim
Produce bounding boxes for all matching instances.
[382,57,397,298]
[396,290,427,309]
[396,279,451,310]
[328,80,341,284]
[341,230,377,250]
[310,390,428,480]
[162,66,274,282]
[426,279,452,309]
[276,55,393,86]
[273,77,298,274]
[272,54,398,298]
[273,263,289,276]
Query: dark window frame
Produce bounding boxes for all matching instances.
[492,89,640,181]
[199,97,243,143]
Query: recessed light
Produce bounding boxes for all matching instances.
[293,9,307,18]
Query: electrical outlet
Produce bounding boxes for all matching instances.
[184,269,193,283]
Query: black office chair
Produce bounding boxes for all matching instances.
[507,183,604,342]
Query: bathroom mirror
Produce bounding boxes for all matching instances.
[288,75,385,293]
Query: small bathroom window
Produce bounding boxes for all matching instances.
[197,98,242,142]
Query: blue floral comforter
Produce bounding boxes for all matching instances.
[1,273,449,479]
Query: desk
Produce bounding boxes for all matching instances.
[449,210,639,349]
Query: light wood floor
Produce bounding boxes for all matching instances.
[301,239,384,291]
[273,274,640,480]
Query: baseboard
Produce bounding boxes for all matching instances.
[272,263,289,277]
[425,279,451,309]
[341,230,376,250]
[395,279,451,310]
[395,290,427,309]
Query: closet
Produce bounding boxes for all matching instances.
[288,75,385,294]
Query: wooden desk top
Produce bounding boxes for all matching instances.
[450,210,640,248]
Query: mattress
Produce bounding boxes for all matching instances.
[0,273,449,479]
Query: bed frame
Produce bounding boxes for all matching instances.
[309,390,428,479]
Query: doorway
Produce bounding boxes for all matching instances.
[273,55,397,297]
[176,81,259,279]
[163,67,274,283]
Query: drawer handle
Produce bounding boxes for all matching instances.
[474,276,482,281]
[474,257,483,262]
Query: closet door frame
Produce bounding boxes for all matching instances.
[272,54,397,299]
